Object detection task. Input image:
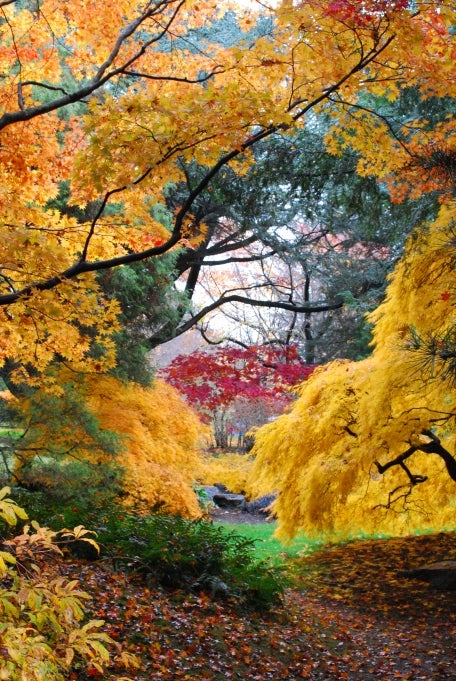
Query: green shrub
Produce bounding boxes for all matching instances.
[100,513,287,608]
[10,459,123,528]
[8,469,287,608]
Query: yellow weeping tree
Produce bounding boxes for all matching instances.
[87,377,208,516]
[11,372,208,518]
[248,202,456,540]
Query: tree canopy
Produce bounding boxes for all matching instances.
[159,344,314,446]
[1,0,455,390]
[249,201,456,539]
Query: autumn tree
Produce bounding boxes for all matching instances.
[9,371,207,516]
[1,0,454,389]
[159,344,313,447]
[248,199,456,540]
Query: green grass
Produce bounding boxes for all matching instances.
[0,426,21,439]
[218,521,324,564]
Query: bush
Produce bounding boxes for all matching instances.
[0,487,136,680]
[7,475,287,608]
[99,513,287,608]
[9,459,124,531]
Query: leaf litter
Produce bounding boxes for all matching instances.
[48,531,455,680]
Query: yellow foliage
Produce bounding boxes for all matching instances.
[86,377,209,516]
[248,203,456,540]
[0,488,131,680]
[0,0,454,388]
[0,0,455,537]
[198,452,254,494]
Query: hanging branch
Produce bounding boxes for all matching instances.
[374,429,456,485]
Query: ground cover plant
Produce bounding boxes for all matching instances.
[3,482,288,609]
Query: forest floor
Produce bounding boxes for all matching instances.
[58,526,456,681]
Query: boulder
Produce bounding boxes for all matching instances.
[245,494,277,515]
[399,560,456,590]
[212,493,246,509]
[198,486,221,501]
[214,483,228,493]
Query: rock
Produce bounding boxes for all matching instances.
[212,493,246,509]
[214,483,228,493]
[399,560,456,590]
[245,494,277,515]
[198,486,221,501]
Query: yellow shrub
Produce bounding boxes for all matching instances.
[198,452,254,494]
[87,377,209,516]
[0,487,136,680]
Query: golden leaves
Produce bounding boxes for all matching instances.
[44,375,209,517]
[0,0,454,395]
[249,204,456,540]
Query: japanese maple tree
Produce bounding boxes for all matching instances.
[0,0,454,537]
[249,201,456,540]
[159,345,314,446]
[1,0,454,391]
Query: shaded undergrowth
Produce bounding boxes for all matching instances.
[49,530,456,680]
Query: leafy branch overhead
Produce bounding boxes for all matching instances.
[1,0,455,386]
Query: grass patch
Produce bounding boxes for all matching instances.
[0,426,21,438]
[217,521,324,564]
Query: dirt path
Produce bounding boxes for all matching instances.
[209,507,273,524]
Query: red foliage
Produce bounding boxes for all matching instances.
[158,345,314,422]
[326,0,408,25]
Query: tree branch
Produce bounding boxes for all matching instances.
[148,293,344,348]
[374,430,456,485]
[0,0,185,131]
[0,20,399,314]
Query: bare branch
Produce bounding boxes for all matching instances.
[148,293,344,348]
[198,251,276,267]
[121,67,223,84]
[375,430,456,485]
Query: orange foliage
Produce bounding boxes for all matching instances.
[87,377,209,517]
[13,374,209,517]
[0,0,455,389]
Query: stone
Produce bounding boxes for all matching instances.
[245,494,277,515]
[212,493,246,509]
[399,560,456,590]
[214,483,228,493]
[198,486,221,501]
